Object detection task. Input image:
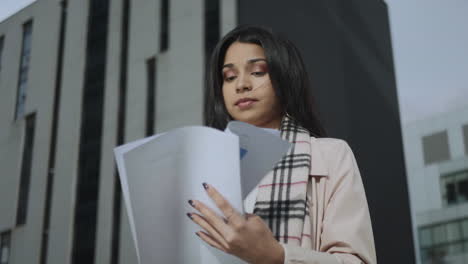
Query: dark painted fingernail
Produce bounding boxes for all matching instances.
[202,182,209,190]
[188,199,194,206]
[186,212,193,220]
[195,232,200,237]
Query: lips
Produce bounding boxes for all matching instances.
[235,97,258,110]
[235,97,258,106]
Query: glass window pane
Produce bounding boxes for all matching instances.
[458,179,468,202]
[446,222,461,242]
[420,228,432,247]
[446,242,463,255]
[0,231,11,264]
[462,219,468,238]
[432,225,447,245]
[15,20,33,120]
[425,246,447,264]
[420,248,429,263]
[446,183,457,205]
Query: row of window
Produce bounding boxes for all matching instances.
[0,0,221,121]
[419,218,468,263]
[422,124,468,165]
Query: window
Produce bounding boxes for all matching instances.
[0,35,4,74]
[160,0,169,52]
[71,0,109,263]
[15,20,33,119]
[422,131,450,165]
[146,57,156,136]
[463,124,468,156]
[419,218,468,264]
[441,169,468,206]
[16,113,36,225]
[0,231,11,264]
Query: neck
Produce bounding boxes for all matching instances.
[256,116,282,130]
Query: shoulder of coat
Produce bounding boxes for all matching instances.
[310,136,349,153]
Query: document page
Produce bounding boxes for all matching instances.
[114,122,292,264]
[115,126,243,263]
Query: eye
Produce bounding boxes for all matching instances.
[252,72,266,77]
[224,75,236,82]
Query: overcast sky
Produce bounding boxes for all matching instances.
[0,0,36,22]
[1,0,467,125]
[386,0,468,124]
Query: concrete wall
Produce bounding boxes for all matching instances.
[0,1,63,263]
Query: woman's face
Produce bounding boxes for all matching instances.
[221,42,283,129]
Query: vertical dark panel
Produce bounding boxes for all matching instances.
[0,35,4,74]
[110,0,131,262]
[15,20,33,120]
[72,0,110,263]
[146,57,156,136]
[337,2,414,263]
[39,1,68,263]
[204,0,220,57]
[16,113,36,225]
[238,0,415,263]
[160,0,169,52]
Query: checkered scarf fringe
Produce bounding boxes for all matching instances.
[253,114,313,247]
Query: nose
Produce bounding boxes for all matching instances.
[235,73,252,93]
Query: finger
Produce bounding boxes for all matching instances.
[189,199,234,238]
[196,231,227,252]
[187,212,229,249]
[202,183,245,224]
[244,213,254,220]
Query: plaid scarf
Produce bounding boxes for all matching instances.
[253,114,313,247]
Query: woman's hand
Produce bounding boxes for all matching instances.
[187,182,284,264]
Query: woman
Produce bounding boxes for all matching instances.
[186,25,376,264]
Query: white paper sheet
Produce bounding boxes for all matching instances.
[114,122,291,264]
[225,121,291,201]
[114,134,163,263]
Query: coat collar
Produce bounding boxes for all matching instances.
[309,137,329,176]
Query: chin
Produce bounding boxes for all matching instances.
[232,112,264,126]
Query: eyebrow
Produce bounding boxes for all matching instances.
[222,58,267,70]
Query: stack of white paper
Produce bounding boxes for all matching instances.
[114,121,291,264]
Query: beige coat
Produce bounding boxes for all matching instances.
[276,137,377,264]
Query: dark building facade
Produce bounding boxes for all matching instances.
[238,0,415,263]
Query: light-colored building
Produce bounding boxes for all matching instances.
[403,106,468,264]
[0,0,236,263]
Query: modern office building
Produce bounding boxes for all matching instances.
[0,0,414,263]
[403,106,468,264]
[0,0,235,263]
